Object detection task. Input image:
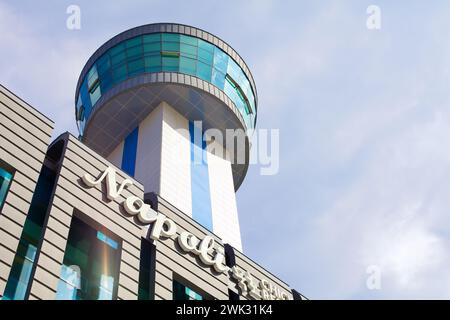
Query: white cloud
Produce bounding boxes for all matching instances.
[4,0,450,299]
[0,2,93,138]
[240,1,450,299]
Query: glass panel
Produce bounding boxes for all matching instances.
[143,42,161,54]
[143,33,160,43]
[162,56,179,72]
[109,42,125,56]
[56,216,121,300]
[180,43,197,59]
[198,39,214,53]
[90,85,101,106]
[3,166,57,300]
[197,61,212,82]
[198,47,213,65]
[186,287,203,300]
[173,280,203,300]
[127,58,145,76]
[226,59,241,82]
[112,64,127,83]
[211,69,225,88]
[77,32,258,134]
[162,33,180,52]
[87,66,99,89]
[162,41,179,52]
[144,55,161,72]
[0,166,13,208]
[126,45,143,59]
[213,47,228,74]
[111,51,126,66]
[138,239,155,300]
[125,36,141,48]
[97,231,119,250]
[180,35,197,46]
[99,71,113,92]
[96,54,110,76]
[162,33,179,42]
[179,56,196,75]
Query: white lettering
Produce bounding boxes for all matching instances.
[123,196,158,224]
[150,213,177,240]
[178,232,229,273]
[81,167,284,298]
[82,167,132,200]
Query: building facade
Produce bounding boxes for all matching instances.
[0,23,305,300]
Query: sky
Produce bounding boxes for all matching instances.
[2,0,450,299]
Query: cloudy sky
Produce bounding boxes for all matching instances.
[2,0,450,299]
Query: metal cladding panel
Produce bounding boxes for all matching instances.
[134,103,163,197]
[207,141,242,251]
[0,85,54,298]
[159,103,192,217]
[29,135,143,300]
[106,140,124,168]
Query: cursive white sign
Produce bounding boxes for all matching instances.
[81,167,290,300]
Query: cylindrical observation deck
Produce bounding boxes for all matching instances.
[75,23,257,190]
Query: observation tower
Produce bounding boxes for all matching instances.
[75,23,258,251]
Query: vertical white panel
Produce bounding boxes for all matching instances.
[134,104,163,195]
[107,141,124,169]
[159,103,192,217]
[207,140,243,252]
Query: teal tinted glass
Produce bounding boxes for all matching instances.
[128,58,145,76]
[3,166,56,300]
[162,33,179,42]
[112,64,127,82]
[180,56,196,75]
[87,66,99,88]
[197,61,212,82]
[186,287,203,300]
[211,69,225,88]
[56,216,121,300]
[198,39,214,52]
[0,166,13,208]
[162,33,180,52]
[198,48,213,65]
[162,41,179,52]
[213,47,228,74]
[90,85,101,106]
[198,39,214,65]
[143,33,160,43]
[3,243,37,300]
[126,45,143,59]
[125,36,141,48]
[143,42,161,53]
[78,31,257,135]
[97,231,119,250]
[109,42,125,56]
[96,55,110,75]
[145,55,161,72]
[162,55,179,71]
[111,51,126,66]
[180,43,197,59]
[180,34,197,46]
[173,280,204,300]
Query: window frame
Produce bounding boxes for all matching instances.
[0,160,15,213]
[56,210,123,300]
[172,275,213,300]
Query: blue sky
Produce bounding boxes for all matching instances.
[2,0,450,299]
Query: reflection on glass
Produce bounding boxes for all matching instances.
[173,279,204,300]
[0,166,13,208]
[56,216,121,300]
[3,166,56,300]
[77,32,257,136]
